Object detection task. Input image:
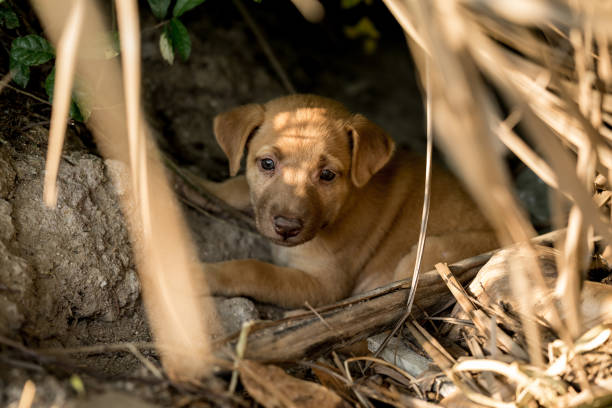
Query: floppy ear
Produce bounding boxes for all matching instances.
[347,114,395,187]
[213,104,265,176]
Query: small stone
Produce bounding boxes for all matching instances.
[367,332,432,377]
[214,296,259,334]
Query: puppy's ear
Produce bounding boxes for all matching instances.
[213,104,265,176]
[347,114,395,187]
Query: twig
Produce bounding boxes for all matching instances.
[0,356,44,372]
[229,320,255,394]
[435,262,529,360]
[216,230,565,363]
[0,71,13,93]
[232,0,296,94]
[369,46,434,369]
[304,301,336,333]
[344,356,422,397]
[3,83,51,105]
[427,317,474,327]
[496,109,559,190]
[165,155,258,234]
[36,341,157,355]
[126,344,164,379]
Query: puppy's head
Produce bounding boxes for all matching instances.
[213,95,395,246]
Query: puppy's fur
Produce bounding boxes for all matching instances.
[202,95,496,308]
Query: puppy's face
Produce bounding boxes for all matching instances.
[214,95,394,246]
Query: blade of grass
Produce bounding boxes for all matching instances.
[43,0,84,207]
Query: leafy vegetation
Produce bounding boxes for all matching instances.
[0,2,19,29]
[9,34,54,88]
[148,0,206,64]
[1,0,208,122]
[2,0,377,123]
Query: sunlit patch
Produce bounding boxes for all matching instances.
[273,108,330,140]
[281,165,309,197]
[273,112,290,130]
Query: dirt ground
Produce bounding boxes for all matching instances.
[0,1,550,407]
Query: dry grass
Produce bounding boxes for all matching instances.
[381,0,612,406]
[31,0,218,380]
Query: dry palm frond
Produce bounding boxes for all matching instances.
[382,0,612,406]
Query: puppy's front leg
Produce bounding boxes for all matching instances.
[197,175,251,211]
[203,260,346,308]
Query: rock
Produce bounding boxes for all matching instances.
[367,333,456,398]
[8,146,139,339]
[367,332,432,377]
[214,296,260,334]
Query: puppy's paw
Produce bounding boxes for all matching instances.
[200,262,236,298]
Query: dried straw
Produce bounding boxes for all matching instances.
[382,0,612,405]
[32,0,218,380]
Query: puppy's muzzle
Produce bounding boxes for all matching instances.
[273,216,303,239]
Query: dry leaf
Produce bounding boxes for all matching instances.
[239,360,349,408]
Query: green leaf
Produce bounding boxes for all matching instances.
[159,30,174,65]
[340,0,361,8]
[70,374,86,396]
[147,0,171,19]
[10,35,54,66]
[167,18,191,61]
[343,17,380,40]
[0,6,19,29]
[45,67,87,122]
[10,57,29,88]
[44,67,54,97]
[72,99,88,122]
[104,30,120,59]
[172,0,205,17]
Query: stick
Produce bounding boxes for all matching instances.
[164,155,258,234]
[232,0,296,94]
[215,230,564,363]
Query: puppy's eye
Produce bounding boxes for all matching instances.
[260,158,276,171]
[320,169,336,182]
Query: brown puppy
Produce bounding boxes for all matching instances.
[201,95,496,308]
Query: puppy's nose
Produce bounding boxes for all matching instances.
[273,216,303,239]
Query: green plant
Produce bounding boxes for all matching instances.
[0,2,19,29]
[9,34,53,88]
[7,32,88,121]
[339,0,379,54]
[148,0,206,65]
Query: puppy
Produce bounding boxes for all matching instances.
[201,94,496,308]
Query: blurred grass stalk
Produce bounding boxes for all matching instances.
[385,0,612,394]
[32,0,218,379]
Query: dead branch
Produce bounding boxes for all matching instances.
[164,155,258,234]
[215,230,564,363]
